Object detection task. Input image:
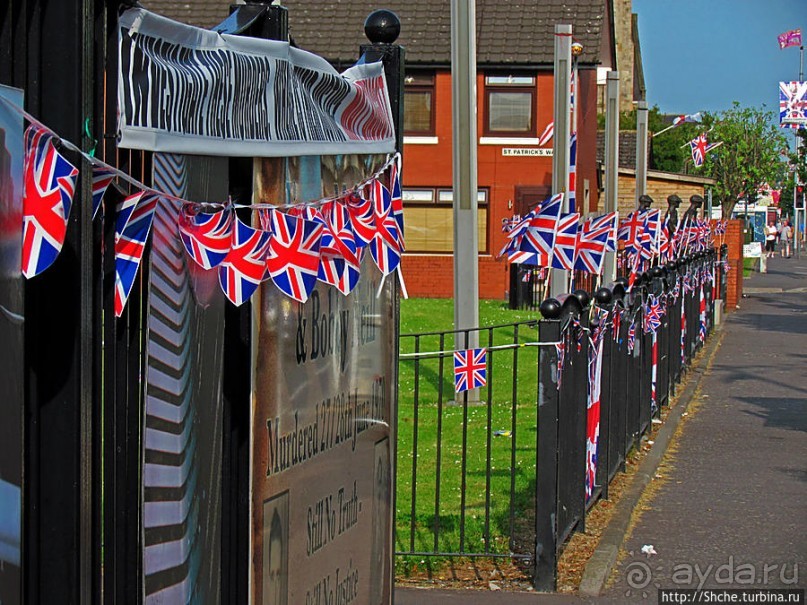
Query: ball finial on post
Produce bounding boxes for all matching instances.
[364,9,401,44]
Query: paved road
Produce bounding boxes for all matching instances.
[395,257,807,604]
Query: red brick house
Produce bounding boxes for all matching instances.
[146,0,618,299]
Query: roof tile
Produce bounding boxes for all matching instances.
[141,0,608,66]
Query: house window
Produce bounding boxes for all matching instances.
[404,73,435,135]
[402,188,488,253]
[484,75,536,136]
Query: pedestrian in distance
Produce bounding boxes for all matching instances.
[779,220,792,258]
[764,221,778,258]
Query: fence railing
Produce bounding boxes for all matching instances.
[397,246,726,589]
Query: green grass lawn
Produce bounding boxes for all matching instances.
[396,298,542,572]
[743,257,758,277]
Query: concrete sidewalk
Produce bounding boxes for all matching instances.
[394,257,807,604]
[603,255,807,599]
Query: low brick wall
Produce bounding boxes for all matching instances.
[724,218,744,310]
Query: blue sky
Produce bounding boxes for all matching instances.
[633,0,806,116]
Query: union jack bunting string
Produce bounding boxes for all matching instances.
[612,308,622,344]
[5,100,407,315]
[627,319,636,354]
[454,348,487,393]
[22,125,79,278]
[571,316,584,352]
[586,306,609,500]
[554,341,566,389]
[643,295,664,334]
[218,217,271,307]
[114,192,159,316]
[178,204,234,270]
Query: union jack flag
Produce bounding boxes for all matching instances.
[22,125,79,278]
[507,250,541,265]
[287,205,325,224]
[92,165,116,220]
[612,308,622,344]
[618,210,644,253]
[319,200,361,295]
[346,190,375,248]
[555,340,566,387]
[454,347,487,393]
[574,213,614,274]
[369,177,402,275]
[389,156,405,247]
[218,217,271,306]
[266,210,323,303]
[658,217,671,262]
[498,208,538,260]
[568,134,577,213]
[690,133,709,167]
[178,205,233,269]
[643,294,663,334]
[672,112,702,126]
[627,319,636,353]
[779,81,807,129]
[586,307,608,500]
[551,212,579,270]
[697,218,711,250]
[504,210,533,241]
[114,192,159,317]
[538,121,554,146]
[640,209,660,260]
[517,193,563,266]
[680,294,687,364]
[778,29,802,50]
[714,219,727,235]
[650,331,658,409]
[699,284,707,342]
[587,211,618,253]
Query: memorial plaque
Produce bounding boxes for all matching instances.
[251,258,396,605]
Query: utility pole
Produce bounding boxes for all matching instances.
[603,71,620,283]
[450,0,479,344]
[549,23,572,297]
[635,101,648,205]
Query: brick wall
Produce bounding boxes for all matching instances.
[723,218,743,311]
[401,255,509,300]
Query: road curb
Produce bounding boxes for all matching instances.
[578,324,726,597]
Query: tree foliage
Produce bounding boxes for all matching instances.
[700,103,788,219]
[600,104,795,217]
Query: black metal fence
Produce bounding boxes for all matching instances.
[2,2,404,603]
[397,247,725,589]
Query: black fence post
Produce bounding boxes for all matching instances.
[534,299,561,592]
[360,10,405,154]
[220,5,289,603]
[0,0,104,602]
[592,287,614,499]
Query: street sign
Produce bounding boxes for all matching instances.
[743,242,762,258]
